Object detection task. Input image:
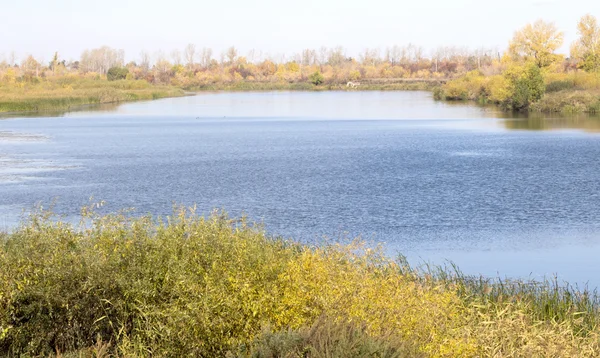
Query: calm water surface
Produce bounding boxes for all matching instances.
[1,91,600,287]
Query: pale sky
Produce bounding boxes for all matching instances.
[1,0,598,63]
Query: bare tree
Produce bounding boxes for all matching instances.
[198,47,213,68]
[360,48,380,66]
[247,49,256,64]
[184,44,196,69]
[301,49,315,66]
[171,49,182,66]
[9,51,16,67]
[386,45,402,66]
[226,46,237,64]
[318,47,328,66]
[79,46,125,74]
[139,50,151,71]
[327,46,346,66]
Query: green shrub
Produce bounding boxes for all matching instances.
[106,67,129,81]
[309,71,324,86]
[504,62,545,110]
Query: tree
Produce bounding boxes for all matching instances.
[8,51,16,67]
[171,49,182,66]
[21,55,41,80]
[359,48,380,66]
[226,46,237,64]
[49,52,59,74]
[80,47,125,74]
[184,44,196,69]
[327,47,345,66]
[198,47,212,68]
[570,14,600,72]
[509,19,564,68]
[107,66,129,81]
[139,51,151,72]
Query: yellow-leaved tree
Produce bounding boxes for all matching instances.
[509,19,564,68]
[570,14,600,72]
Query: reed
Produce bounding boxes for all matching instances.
[0,77,184,113]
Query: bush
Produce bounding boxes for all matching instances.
[438,70,486,101]
[309,71,324,86]
[504,62,545,110]
[1,208,600,357]
[106,66,129,81]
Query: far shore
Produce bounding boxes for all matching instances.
[0,78,445,116]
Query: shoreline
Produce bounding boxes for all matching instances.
[0,79,442,117]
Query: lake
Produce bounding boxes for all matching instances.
[1,91,600,287]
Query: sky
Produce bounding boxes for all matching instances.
[1,0,599,63]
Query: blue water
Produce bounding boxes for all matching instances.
[1,91,600,287]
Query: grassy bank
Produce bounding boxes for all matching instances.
[187,79,440,92]
[1,208,599,357]
[0,77,185,114]
[435,67,600,114]
[0,76,444,116]
[529,72,600,113]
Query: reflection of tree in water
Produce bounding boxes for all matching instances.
[503,112,600,132]
[0,103,121,119]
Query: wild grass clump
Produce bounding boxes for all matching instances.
[1,207,600,357]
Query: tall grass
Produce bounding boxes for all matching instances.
[0,77,184,113]
[1,207,599,357]
[187,80,437,92]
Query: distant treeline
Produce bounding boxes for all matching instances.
[1,43,499,88]
[0,14,598,110]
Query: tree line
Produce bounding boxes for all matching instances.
[0,14,598,89]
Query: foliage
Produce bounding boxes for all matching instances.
[438,63,555,111]
[435,70,486,100]
[503,62,545,110]
[106,66,129,81]
[1,208,600,357]
[509,19,564,68]
[309,71,325,86]
[571,14,600,72]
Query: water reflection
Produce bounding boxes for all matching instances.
[0,103,121,119]
[2,93,599,134]
[503,112,600,132]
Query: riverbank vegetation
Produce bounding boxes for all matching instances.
[0,41,495,113]
[2,14,599,114]
[1,207,600,357]
[435,15,600,113]
[0,77,184,113]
